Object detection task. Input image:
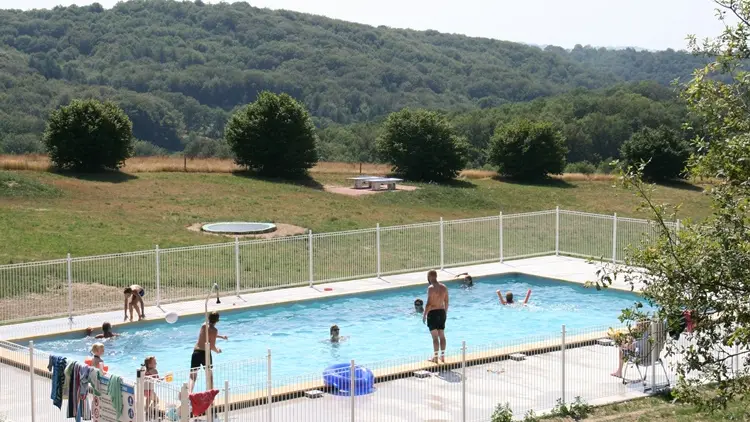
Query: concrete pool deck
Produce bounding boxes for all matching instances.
[0,255,637,342]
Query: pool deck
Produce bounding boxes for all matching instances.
[0,255,638,342]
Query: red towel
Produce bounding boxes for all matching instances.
[189,390,219,416]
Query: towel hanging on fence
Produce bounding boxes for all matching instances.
[66,361,81,419]
[189,389,220,416]
[47,355,67,409]
[107,374,124,421]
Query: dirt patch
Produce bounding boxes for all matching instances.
[323,184,419,197]
[186,222,308,238]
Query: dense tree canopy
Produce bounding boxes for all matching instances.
[620,125,690,181]
[489,120,567,180]
[0,0,710,156]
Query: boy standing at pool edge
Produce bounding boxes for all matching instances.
[123,284,146,322]
[423,270,449,363]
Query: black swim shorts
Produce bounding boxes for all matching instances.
[427,309,447,331]
[190,349,212,369]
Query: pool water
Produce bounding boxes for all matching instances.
[30,273,643,384]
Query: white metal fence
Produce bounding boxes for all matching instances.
[0,208,675,325]
[3,322,746,422]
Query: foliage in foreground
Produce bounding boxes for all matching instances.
[225,91,319,177]
[43,99,133,172]
[489,119,567,180]
[377,108,468,182]
[593,0,750,410]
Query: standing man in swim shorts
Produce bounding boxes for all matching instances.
[423,269,449,363]
[189,311,228,393]
[123,284,146,322]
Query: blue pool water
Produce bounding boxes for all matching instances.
[30,273,644,384]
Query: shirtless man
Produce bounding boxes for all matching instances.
[123,284,146,322]
[422,270,449,363]
[188,312,228,392]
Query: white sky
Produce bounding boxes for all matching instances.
[0,0,729,50]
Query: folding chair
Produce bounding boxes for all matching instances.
[622,321,670,391]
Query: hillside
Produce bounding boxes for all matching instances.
[0,0,710,154]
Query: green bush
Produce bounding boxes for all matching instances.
[184,135,233,159]
[225,91,318,177]
[43,99,133,171]
[620,126,690,181]
[132,140,168,157]
[490,402,513,422]
[551,397,594,420]
[564,161,597,174]
[489,119,567,180]
[0,134,44,154]
[376,108,468,182]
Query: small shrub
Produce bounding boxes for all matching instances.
[133,140,168,157]
[523,409,539,422]
[596,158,616,175]
[564,161,596,175]
[1,133,45,154]
[490,402,513,422]
[551,397,593,420]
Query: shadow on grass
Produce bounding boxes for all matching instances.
[658,179,705,192]
[492,175,574,189]
[231,170,324,190]
[53,170,138,183]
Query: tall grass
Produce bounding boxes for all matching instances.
[0,155,618,180]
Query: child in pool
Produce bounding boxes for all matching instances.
[91,343,105,370]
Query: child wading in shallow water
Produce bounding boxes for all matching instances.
[91,343,105,369]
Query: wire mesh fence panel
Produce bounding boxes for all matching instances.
[444,216,501,267]
[238,235,308,291]
[313,229,377,283]
[615,218,674,263]
[71,251,156,315]
[148,373,183,422]
[379,222,441,275]
[503,211,556,259]
[0,259,68,323]
[466,333,564,422]
[261,369,351,422]
[159,243,235,304]
[559,211,614,260]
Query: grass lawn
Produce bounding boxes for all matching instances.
[0,169,710,264]
[543,394,750,421]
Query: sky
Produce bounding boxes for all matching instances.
[0,0,729,51]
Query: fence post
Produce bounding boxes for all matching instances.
[612,213,618,263]
[267,349,272,422]
[136,369,145,422]
[439,217,445,270]
[180,383,190,422]
[561,324,566,404]
[308,230,314,287]
[555,206,560,256]
[376,223,381,278]
[461,341,467,422]
[235,236,241,297]
[66,253,73,326]
[350,359,356,422]
[651,321,657,391]
[499,212,503,263]
[155,245,161,307]
[29,341,36,422]
[224,380,230,422]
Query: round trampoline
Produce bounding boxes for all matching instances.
[201,222,277,235]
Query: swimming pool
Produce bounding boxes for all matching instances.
[29,273,644,384]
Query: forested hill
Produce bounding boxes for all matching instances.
[0,0,709,153]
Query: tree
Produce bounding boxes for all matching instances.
[376,109,468,182]
[488,119,567,180]
[620,126,690,181]
[225,91,318,177]
[593,1,750,410]
[43,99,133,171]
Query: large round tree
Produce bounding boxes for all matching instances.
[620,126,690,181]
[489,119,567,180]
[43,99,134,172]
[376,109,468,182]
[225,91,319,177]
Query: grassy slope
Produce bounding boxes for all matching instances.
[0,170,709,264]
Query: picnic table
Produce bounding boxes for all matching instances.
[368,177,403,191]
[348,176,381,189]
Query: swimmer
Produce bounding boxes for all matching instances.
[497,289,532,306]
[90,343,105,370]
[95,322,120,339]
[123,285,146,322]
[329,325,348,343]
[457,273,473,288]
[414,298,424,314]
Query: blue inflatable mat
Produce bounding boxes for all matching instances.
[323,363,375,395]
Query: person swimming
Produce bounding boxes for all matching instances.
[457,273,474,288]
[329,325,348,343]
[497,289,532,305]
[414,298,424,314]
